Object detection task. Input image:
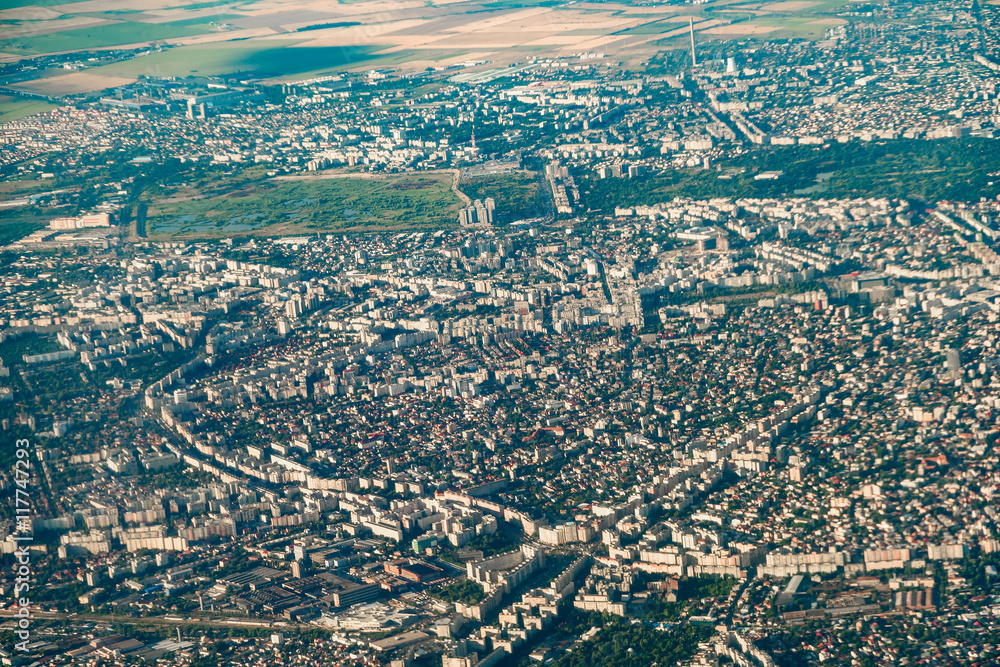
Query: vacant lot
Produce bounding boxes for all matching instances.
[146,172,463,238]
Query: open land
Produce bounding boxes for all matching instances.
[0,95,58,122]
[0,0,860,96]
[145,172,463,238]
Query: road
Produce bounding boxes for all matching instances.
[0,610,297,630]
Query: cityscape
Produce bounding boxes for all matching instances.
[1,0,999,665]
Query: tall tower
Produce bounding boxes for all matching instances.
[470,124,479,161]
[689,18,697,67]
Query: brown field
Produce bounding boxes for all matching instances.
[137,8,248,24]
[760,1,820,10]
[0,16,113,38]
[577,3,685,14]
[10,72,135,94]
[292,7,646,52]
[52,0,188,11]
[286,19,435,48]
[0,7,63,20]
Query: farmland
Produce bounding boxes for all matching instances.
[0,0,861,99]
[0,17,236,56]
[75,42,396,81]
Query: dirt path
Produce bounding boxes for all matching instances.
[450,168,471,205]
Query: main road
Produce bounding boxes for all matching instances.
[0,610,302,630]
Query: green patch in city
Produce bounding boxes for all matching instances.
[553,621,712,667]
[459,172,548,224]
[146,173,464,238]
[581,138,1000,212]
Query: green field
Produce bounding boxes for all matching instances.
[0,18,238,56]
[82,41,399,81]
[459,172,547,224]
[146,173,463,238]
[0,179,51,197]
[0,0,67,9]
[0,96,58,125]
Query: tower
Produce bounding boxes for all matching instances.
[470,124,479,161]
[689,18,697,67]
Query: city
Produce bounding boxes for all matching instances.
[1,0,999,665]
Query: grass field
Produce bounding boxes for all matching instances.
[0,96,58,124]
[81,42,391,81]
[146,173,462,238]
[460,172,547,224]
[0,18,235,55]
[0,179,53,196]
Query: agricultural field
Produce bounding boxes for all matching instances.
[0,17,235,56]
[78,42,390,81]
[144,172,463,239]
[0,0,860,99]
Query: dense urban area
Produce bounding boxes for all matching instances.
[1,0,1000,665]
